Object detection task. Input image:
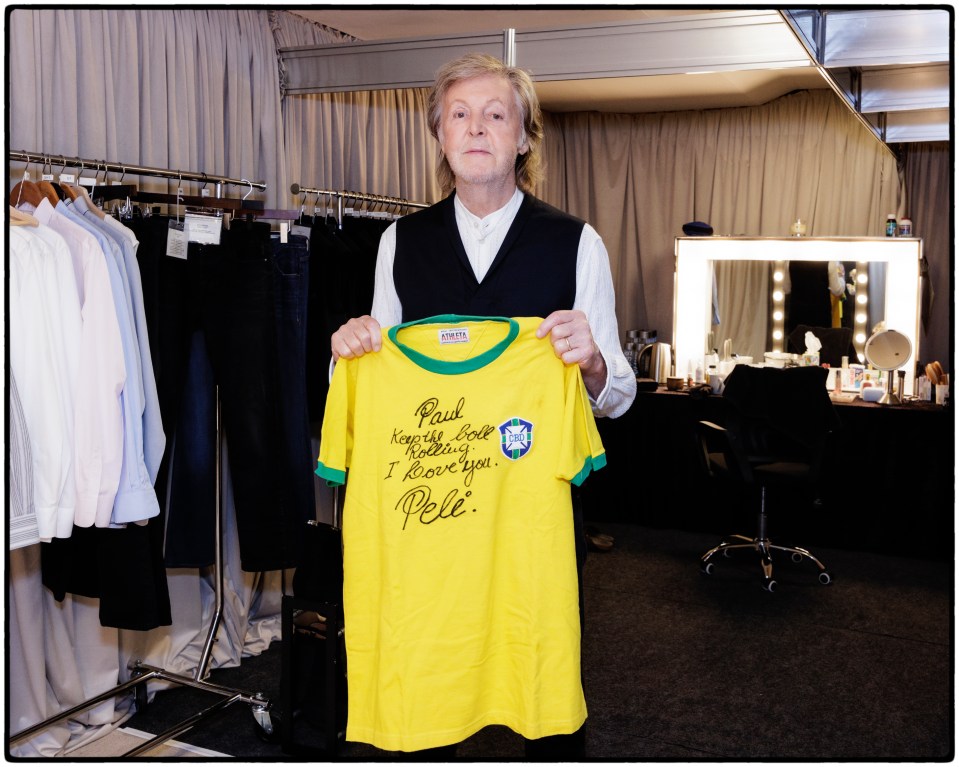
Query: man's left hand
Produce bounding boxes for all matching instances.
[537,310,607,398]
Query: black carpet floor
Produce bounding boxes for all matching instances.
[126,523,953,761]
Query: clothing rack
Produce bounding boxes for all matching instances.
[8,151,274,755]
[9,149,266,198]
[290,182,429,227]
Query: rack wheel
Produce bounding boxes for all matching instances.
[791,552,804,563]
[133,681,149,713]
[701,561,715,576]
[252,699,279,744]
[819,571,833,585]
[763,579,777,593]
[253,715,281,744]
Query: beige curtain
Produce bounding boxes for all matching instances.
[283,88,442,208]
[540,89,901,343]
[901,142,950,368]
[713,261,770,360]
[8,8,289,207]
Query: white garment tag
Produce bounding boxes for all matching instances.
[166,220,188,259]
[291,224,311,239]
[439,327,471,345]
[184,212,222,245]
[279,222,289,244]
[200,188,211,197]
[78,176,97,188]
[59,173,76,184]
[41,173,54,182]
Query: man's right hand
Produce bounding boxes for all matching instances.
[331,315,383,361]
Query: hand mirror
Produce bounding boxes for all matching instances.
[864,329,912,405]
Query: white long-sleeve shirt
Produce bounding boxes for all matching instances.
[9,226,73,539]
[29,199,127,527]
[370,190,637,418]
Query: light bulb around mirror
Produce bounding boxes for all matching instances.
[772,289,784,302]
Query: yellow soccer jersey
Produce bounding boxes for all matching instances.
[316,315,606,752]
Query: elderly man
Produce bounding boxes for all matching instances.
[328,52,636,759]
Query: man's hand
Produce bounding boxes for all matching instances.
[537,310,607,398]
[331,315,383,361]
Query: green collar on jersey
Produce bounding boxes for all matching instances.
[388,315,520,375]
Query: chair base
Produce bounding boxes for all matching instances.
[701,534,832,592]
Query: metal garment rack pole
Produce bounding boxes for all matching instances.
[10,149,266,197]
[289,182,431,210]
[7,151,273,753]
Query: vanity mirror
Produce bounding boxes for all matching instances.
[674,236,922,394]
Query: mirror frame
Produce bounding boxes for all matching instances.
[674,236,922,395]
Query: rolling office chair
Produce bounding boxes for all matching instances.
[697,365,841,592]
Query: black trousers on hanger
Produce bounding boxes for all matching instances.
[305,215,388,422]
[132,218,312,571]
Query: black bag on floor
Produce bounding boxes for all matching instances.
[280,521,347,755]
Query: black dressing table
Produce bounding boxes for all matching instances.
[581,386,954,561]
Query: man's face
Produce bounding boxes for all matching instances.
[437,73,528,190]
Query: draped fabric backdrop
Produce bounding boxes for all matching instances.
[539,90,901,342]
[8,9,291,207]
[901,142,951,369]
[282,88,442,207]
[7,7,945,758]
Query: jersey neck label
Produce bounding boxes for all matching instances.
[439,327,471,345]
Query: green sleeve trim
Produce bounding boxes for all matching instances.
[570,451,607,487]
[315,461,345,487]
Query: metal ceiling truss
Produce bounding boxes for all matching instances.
[278,10,812,94]
[782,8,951,144]
[278,8,951,146]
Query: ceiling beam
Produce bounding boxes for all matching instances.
[278,10,813,95]
[822,9,949,68]
[781,8,951,144]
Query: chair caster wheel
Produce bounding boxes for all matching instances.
[819,571,833,585]
[701,561,715,576]
[791,552,804,564]
[763,579,777,593]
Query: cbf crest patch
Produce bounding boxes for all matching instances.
[499,417,533,460]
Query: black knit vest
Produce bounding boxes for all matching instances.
[394,193,583,321]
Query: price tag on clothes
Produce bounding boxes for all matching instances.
[166,220,188,259]
[184,212,222,245]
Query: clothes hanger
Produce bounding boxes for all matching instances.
[9,180,44,208]
[70,166,106,219]
[37,155,66,201]
[61,182,80,201]
[57,159,80,200]
[36,180,60,205]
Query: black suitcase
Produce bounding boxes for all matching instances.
[279,520,347,756]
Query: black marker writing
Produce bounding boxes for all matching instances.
[396,485,475,529]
